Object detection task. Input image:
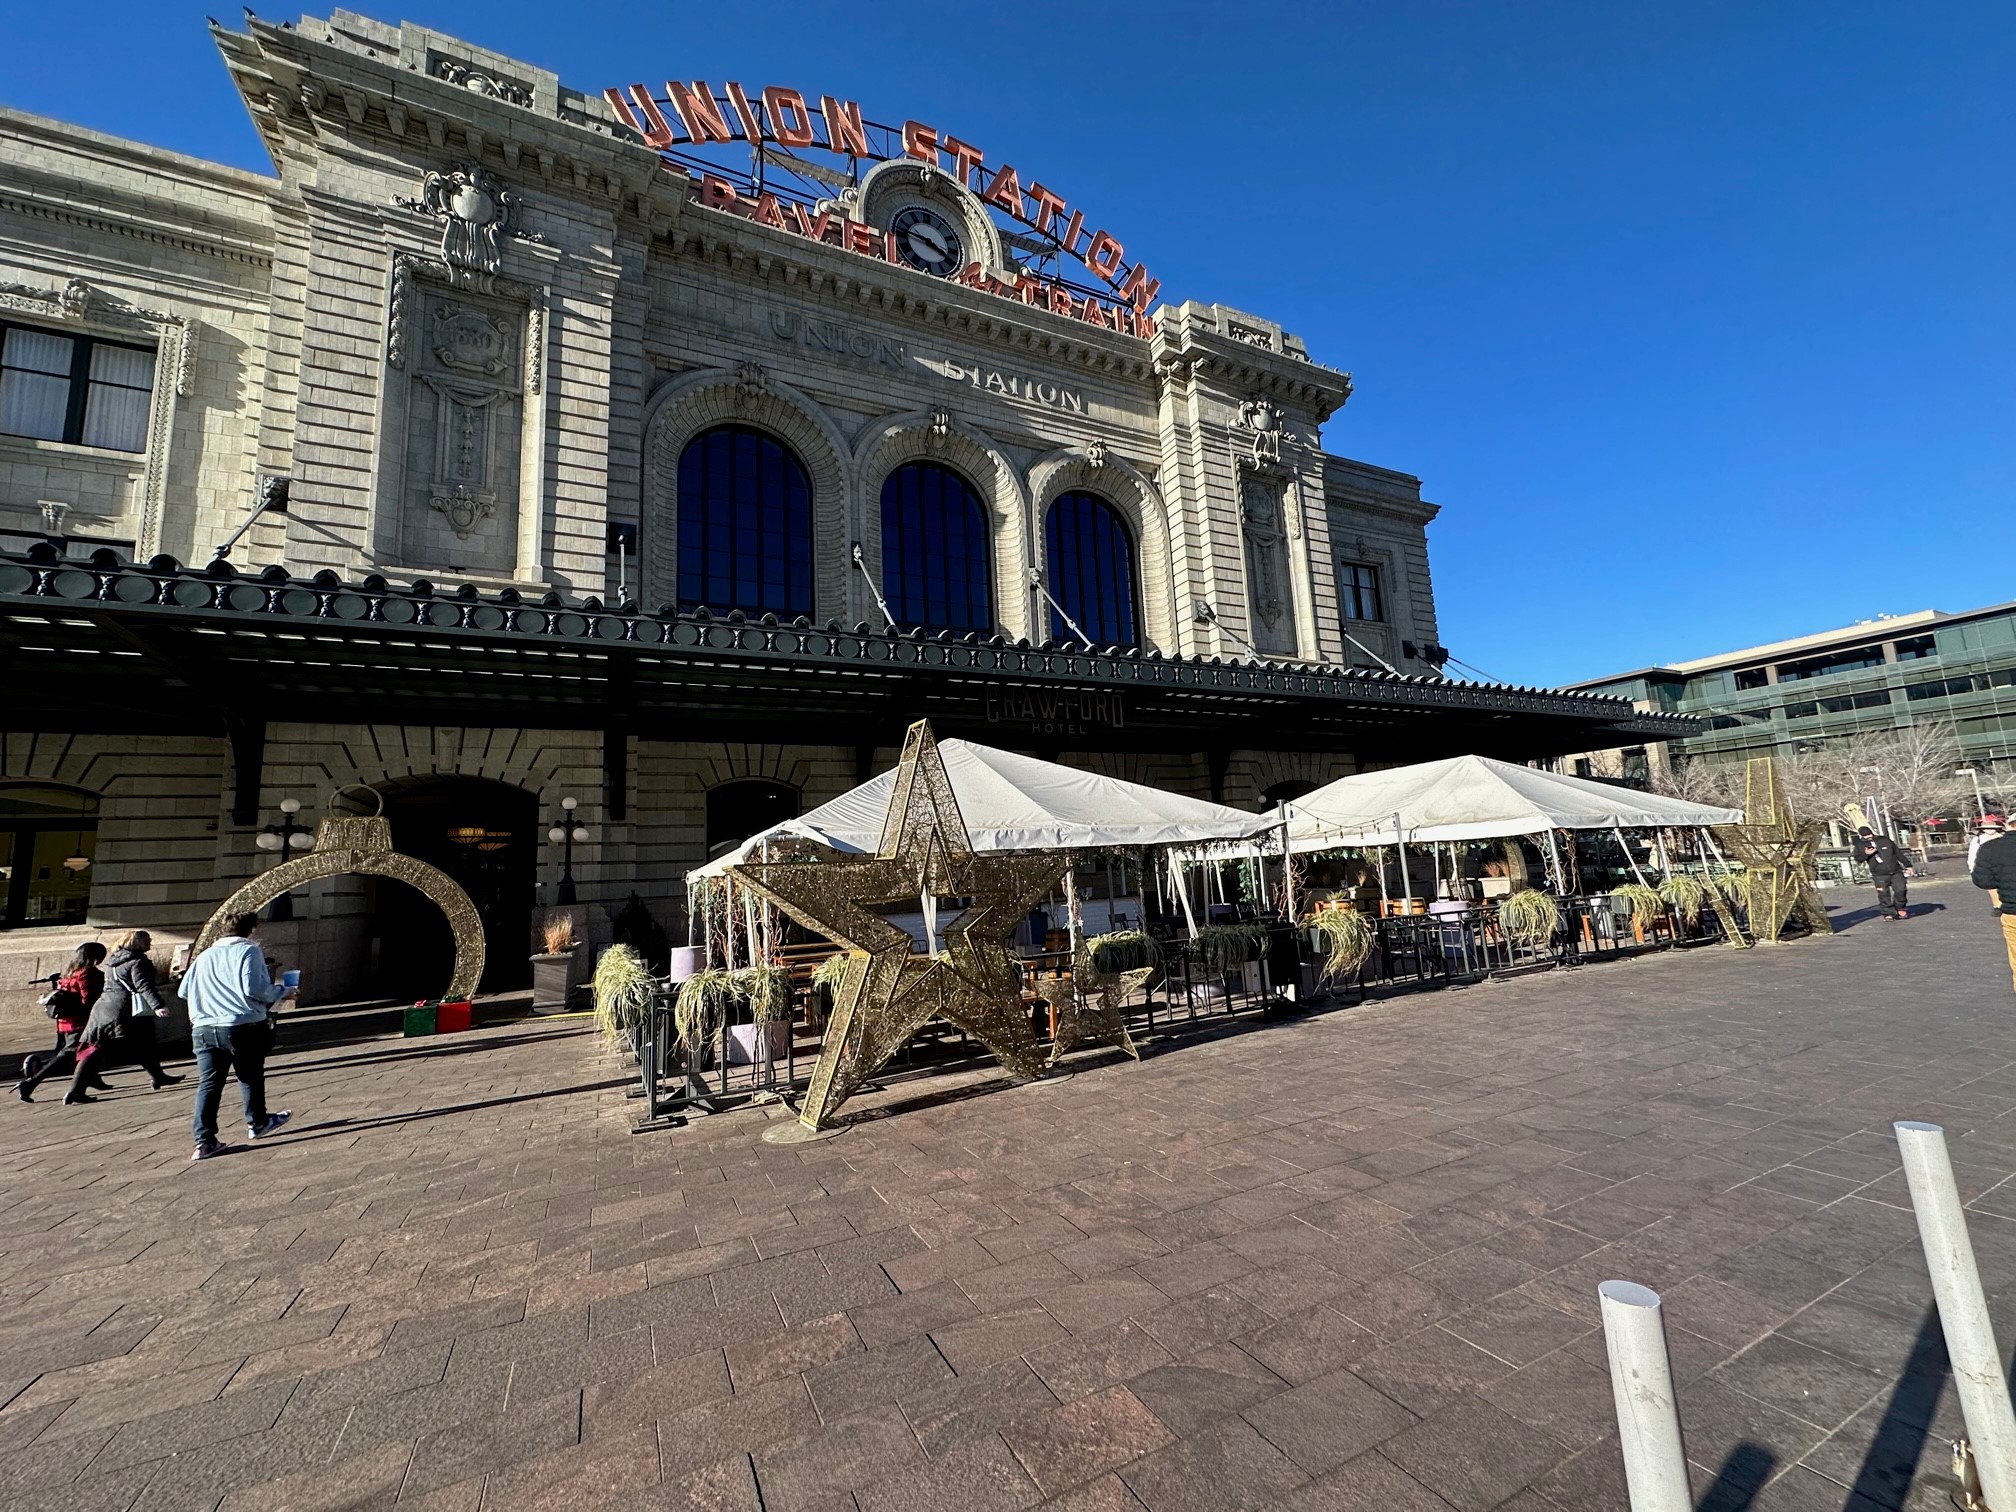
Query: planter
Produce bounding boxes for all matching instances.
[727,1020,791,1066]
[530,951,575,1013]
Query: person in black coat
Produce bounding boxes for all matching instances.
[64,930,183,1102]
[1850,826,1912,920]
[1974,827,2016,993]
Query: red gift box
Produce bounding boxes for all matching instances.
[435,1000,473,1034]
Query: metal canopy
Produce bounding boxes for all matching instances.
[0,549,1692,764]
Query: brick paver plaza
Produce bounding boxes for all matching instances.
[5,879,2015,1511]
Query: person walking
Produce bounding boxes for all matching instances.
[1851,825,1912,920]
[1970,816,2007,877]
[63,931,183,1103]
[16,943,108,1103]
[180,912,294,1161]
[1974,823,2016,993]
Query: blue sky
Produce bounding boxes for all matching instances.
[3,1,2008,686]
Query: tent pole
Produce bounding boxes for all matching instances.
[1172,854,1200,937]
[1616,824,1651,886]
[1394,812,1414,904]
[1655,828,1672,877]
[724,877,738,970]
[1544,829,1567,893]
[1701,826,1730,869]
[1280,813,1296,921]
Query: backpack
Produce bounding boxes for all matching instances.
[40,971,86,1022]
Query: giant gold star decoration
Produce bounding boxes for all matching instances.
[1709,757,1833,946]
[730,720,1069,1131]
[1049,954,1153,1067]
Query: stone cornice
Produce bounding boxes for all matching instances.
[1150,318,1354,419]
[214,17,667,220]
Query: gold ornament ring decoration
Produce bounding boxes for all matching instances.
[730,719,1068,1132]
[193,807,486,1001]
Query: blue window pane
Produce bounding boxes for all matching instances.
[880,462,993,634]
[1045,491,1138,648]
[677,425,816,617]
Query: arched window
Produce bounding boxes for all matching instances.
[880,462,993,635]
[677,425,815,617]
[0,784,99,929]
[1045,491,1140,648]
[706,779,801,860]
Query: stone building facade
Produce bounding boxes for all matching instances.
[0,11,1680,1014]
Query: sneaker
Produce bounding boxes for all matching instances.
[246,1111,292,1140]
[191,1137,229,1161]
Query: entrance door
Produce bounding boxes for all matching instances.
[0,785,99,929]
[372,778,537,998]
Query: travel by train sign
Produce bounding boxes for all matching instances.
[603,81,1161,335]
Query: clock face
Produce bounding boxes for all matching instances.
[891,205,965,277]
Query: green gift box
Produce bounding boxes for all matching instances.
[403,1001,439,1037]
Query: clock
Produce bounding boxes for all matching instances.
[891,205,965,277]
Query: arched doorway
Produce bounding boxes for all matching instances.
[369,778,537,998]
[706,779,799,860]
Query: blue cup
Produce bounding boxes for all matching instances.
[281,969,301,989]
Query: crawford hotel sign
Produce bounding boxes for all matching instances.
[603,80,1162,336]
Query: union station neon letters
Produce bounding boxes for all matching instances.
[604,80,1160,333]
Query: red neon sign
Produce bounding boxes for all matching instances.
[604,81,1161,327]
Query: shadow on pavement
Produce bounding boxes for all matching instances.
[1697,1443,1774,1509]
[265,1022,595,1079]
[260,1076,630,1145]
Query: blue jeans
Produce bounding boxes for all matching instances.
[191,1020,271,1143]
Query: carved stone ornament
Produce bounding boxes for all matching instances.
[387,256,545,396]
[1085,438,1108,470]
[431,483,496,539]
[431,303,511,377]
[432,56,534,108]
[395,166,545,290]
[58,277,91,320]
[925,406,953,450]
[734,361,768,400]
[1240,477,1290,634]
[1237,396,1285,467]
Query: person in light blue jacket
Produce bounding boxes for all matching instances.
[180,911,295,1160]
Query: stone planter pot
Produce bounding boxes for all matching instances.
[530,951,575,1013]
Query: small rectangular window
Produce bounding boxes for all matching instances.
[1734,668,1769,690]
[1783,701,1818,719]
[0,322,155,453]
[1893,635,1937,661]
[1337,561,1382,622]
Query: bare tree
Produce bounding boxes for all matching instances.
[1796,722,1973,827]
[1653,723,1972,830]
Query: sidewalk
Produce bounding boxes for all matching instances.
[0,877,2011,1510]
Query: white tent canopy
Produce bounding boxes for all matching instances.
[689,738,1276,883]
[1285,754,1742,851]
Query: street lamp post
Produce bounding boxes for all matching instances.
[546,796,590,905]
[1857,766,1888,836]
[254,799,310,920]
[1958,767,1987,823]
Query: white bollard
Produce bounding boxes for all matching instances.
[1895,1119,2016,1508]
[1599,1280,1692,1512]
